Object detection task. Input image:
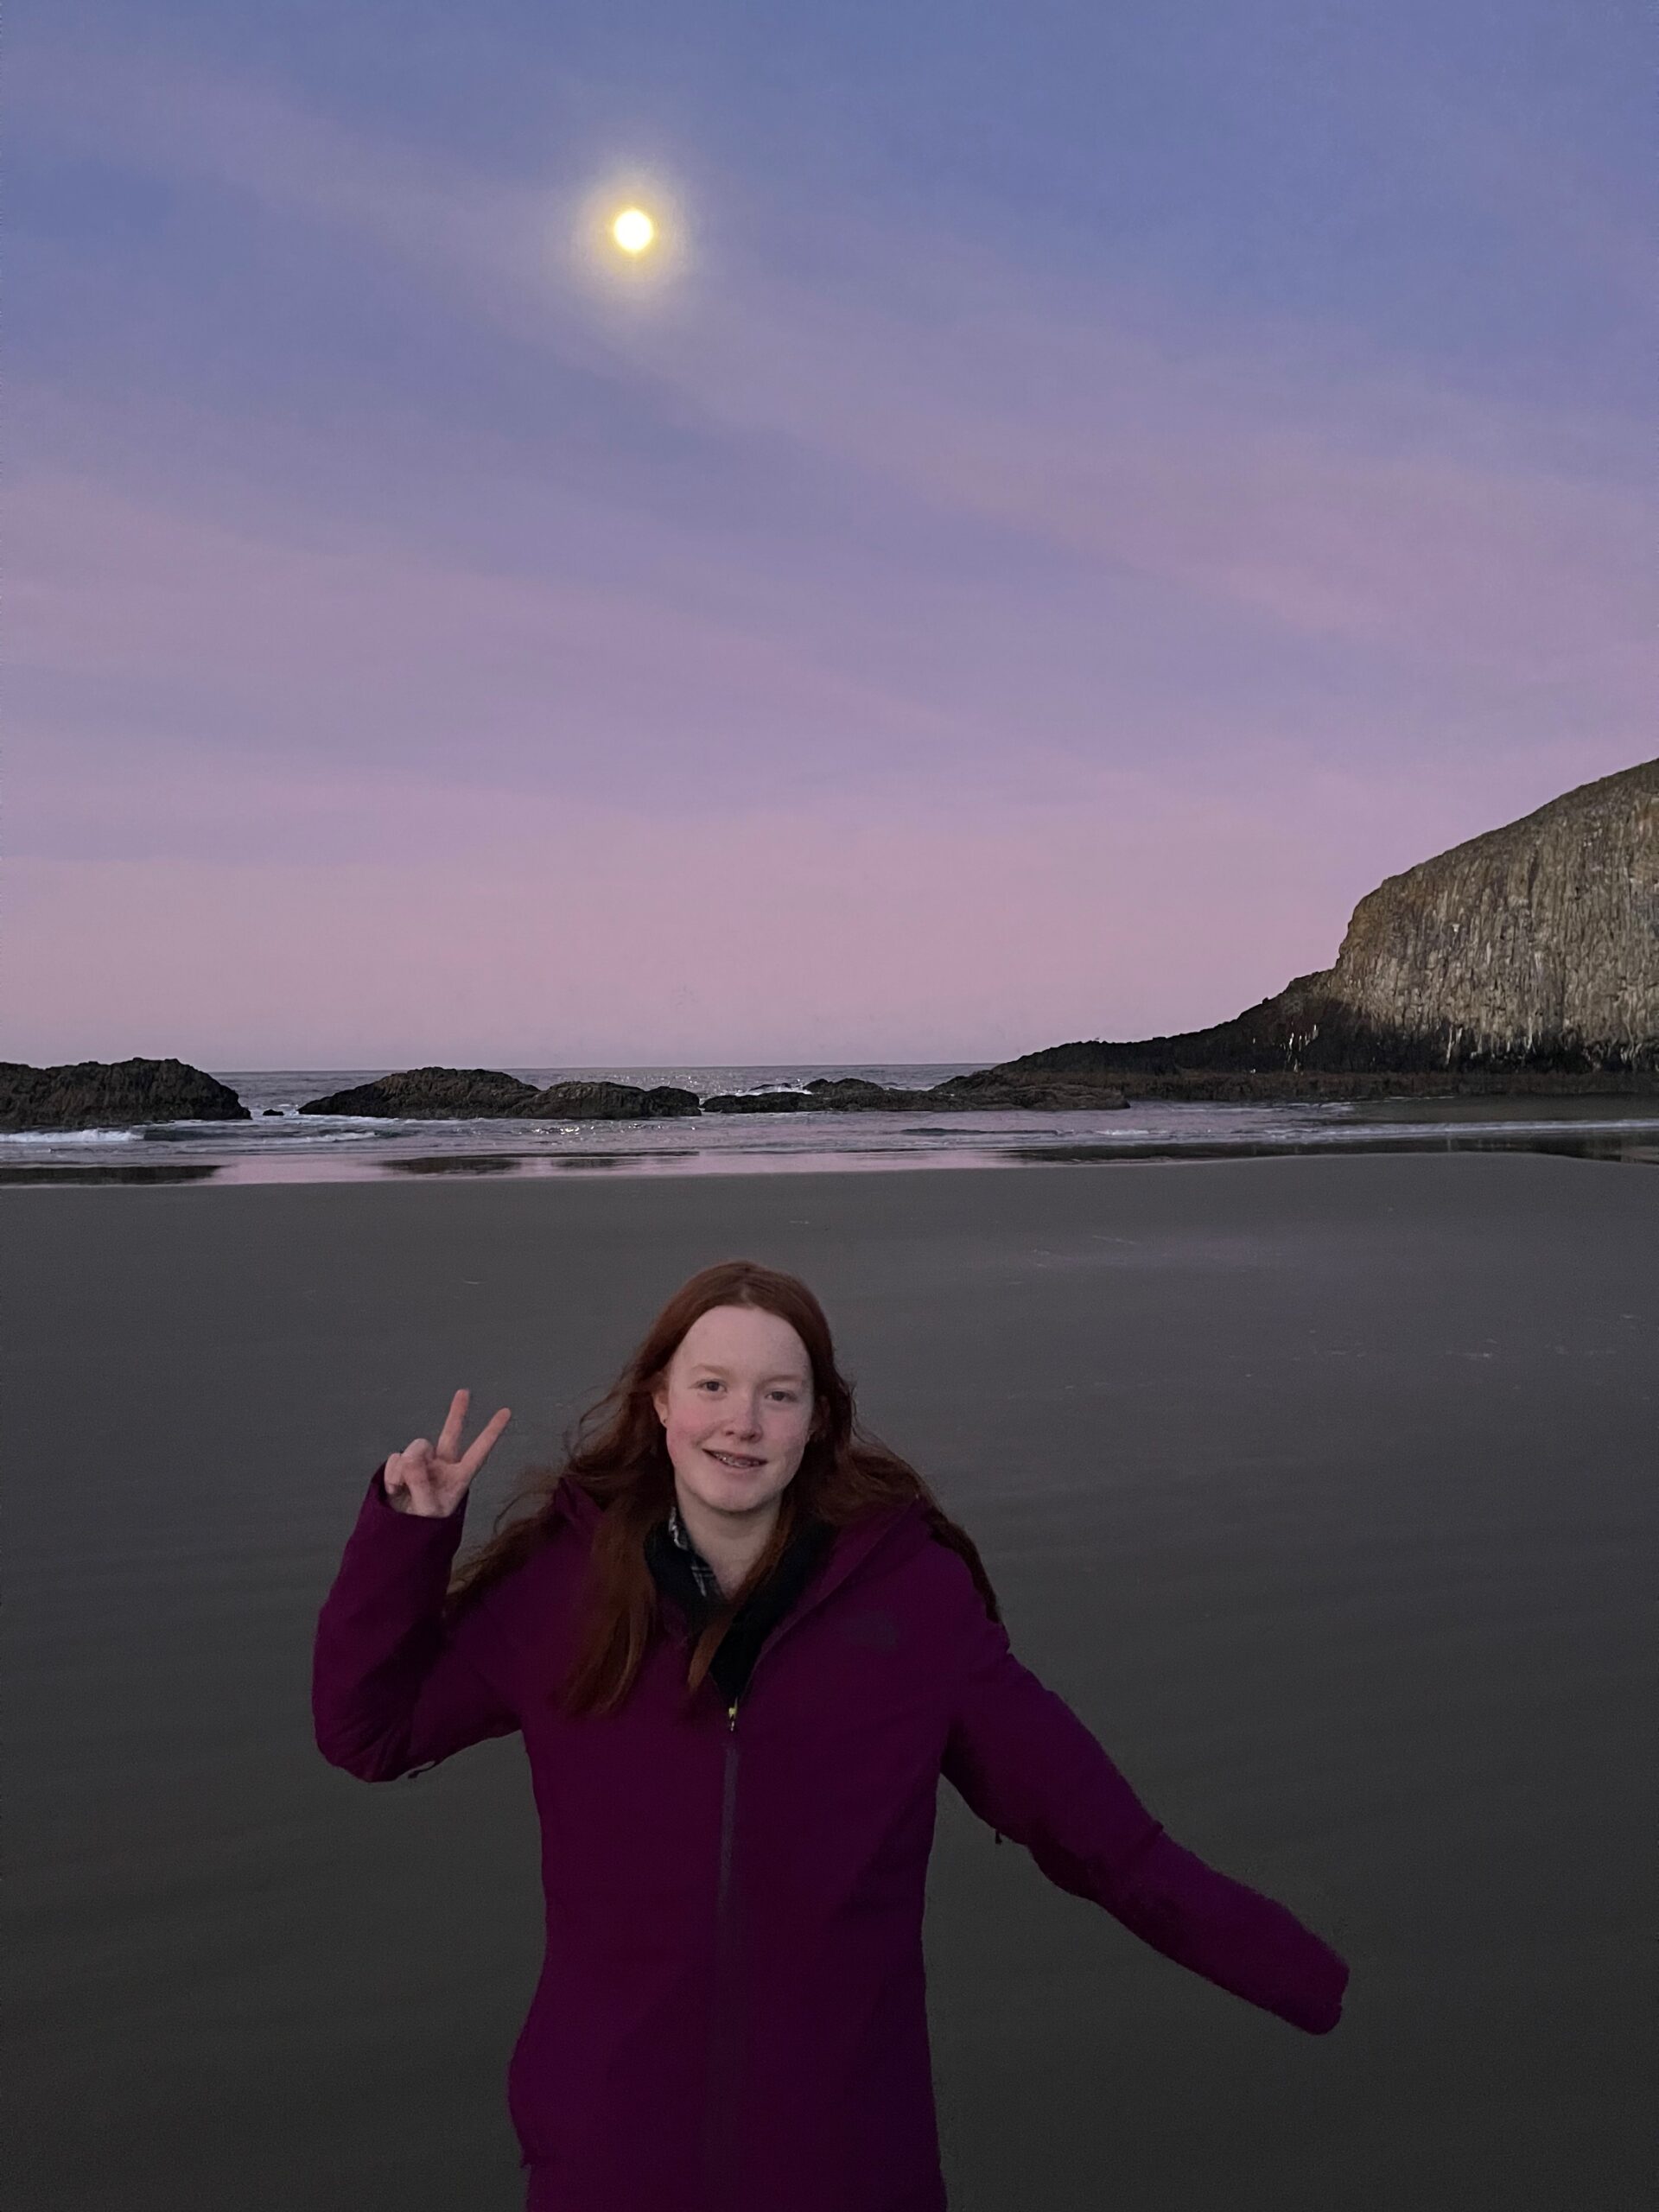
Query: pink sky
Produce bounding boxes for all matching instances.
[11,21,1652,1067]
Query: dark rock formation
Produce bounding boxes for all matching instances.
[963,759,1657,1094]
[699,1080,1127,1114]
[300,1070,702,1120]
[800,1075,1129,1112]
[802,1078,956,1110]
[702,1090,816,1113]
[0,1058,251,1132]
[525,1082,701,1120]
[300,1066,543,1117]
[925,1075,1132,1109]
[804,1078,921,1109]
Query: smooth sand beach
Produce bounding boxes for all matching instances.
[7,1153,1654,2210]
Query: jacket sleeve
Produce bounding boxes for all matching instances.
[940,1597,1350,2036]
[312,1463,521,1783]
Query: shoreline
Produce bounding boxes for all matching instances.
[3,1116,1657,1187]
[3,1061,1656,1147]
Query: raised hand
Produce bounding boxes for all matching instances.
[385,1389,512,1518]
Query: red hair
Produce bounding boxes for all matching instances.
[442,1257,1001,1718]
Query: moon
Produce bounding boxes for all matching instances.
[611,207,656,255]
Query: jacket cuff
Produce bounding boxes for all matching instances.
[1284,1943,1351,2034]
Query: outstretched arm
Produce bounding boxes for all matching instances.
[940,1592,1349,2035]
[313,1464,520,1783]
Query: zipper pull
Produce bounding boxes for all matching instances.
[728,1699,740,1732]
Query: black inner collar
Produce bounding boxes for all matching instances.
[645,1510,836,1707]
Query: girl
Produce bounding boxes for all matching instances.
[314,1257,1347,2210]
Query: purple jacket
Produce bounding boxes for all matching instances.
[313,1467,1349,2212]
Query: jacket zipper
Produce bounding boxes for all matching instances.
[702,1517,909,2190]
[704,1717,743,2196]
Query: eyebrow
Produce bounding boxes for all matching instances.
[687,1364,807,1384]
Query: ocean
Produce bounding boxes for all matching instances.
[3,1062,1657,1184]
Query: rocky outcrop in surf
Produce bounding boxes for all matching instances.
[528,1081,700,1120]
[702,1090,815,1113]
[299,1067,543,1116]
[0,1058,251,1132]
[701,1077,1130,1112]
[296,1070,1131,1119]
[299,1069,700,1119]
[803,1077,1130,1111]
[909,1076,1132,1109]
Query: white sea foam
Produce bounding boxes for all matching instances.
[0,1126,140,1146]
[252,1126,386,1144]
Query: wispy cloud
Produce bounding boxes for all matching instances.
[635,253,1651,684]
[10,473,969,785]
[23,44,1651,696]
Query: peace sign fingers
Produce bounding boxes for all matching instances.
[456,1402,512,1482]
[387,1389,512,1517]
[437,1387,512,1480]
[436,1387,473,1464]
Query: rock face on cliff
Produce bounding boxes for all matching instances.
[982,760,1657,1089]
[0,1058,251,1131]
[1314,759,1656,1065]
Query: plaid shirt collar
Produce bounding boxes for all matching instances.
[666,1501,723,1600]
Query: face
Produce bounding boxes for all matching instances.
[651,1305,818,1524]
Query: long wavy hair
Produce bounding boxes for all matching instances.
[442,1258,1001,1719]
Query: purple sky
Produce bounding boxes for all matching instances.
[10,3,1654,1068]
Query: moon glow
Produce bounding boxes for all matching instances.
[611,207,656,254]
[571,176,683,291]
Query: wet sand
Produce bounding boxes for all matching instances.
[6,1153,1655,2209]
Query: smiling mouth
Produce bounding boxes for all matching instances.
[706,1450,764,1469]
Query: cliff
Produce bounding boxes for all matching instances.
[0,1058,251,1131]
[967,760,1657,1090]
[1312,758,1656,1065]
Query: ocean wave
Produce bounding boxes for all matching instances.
[285,1113,400,1126]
